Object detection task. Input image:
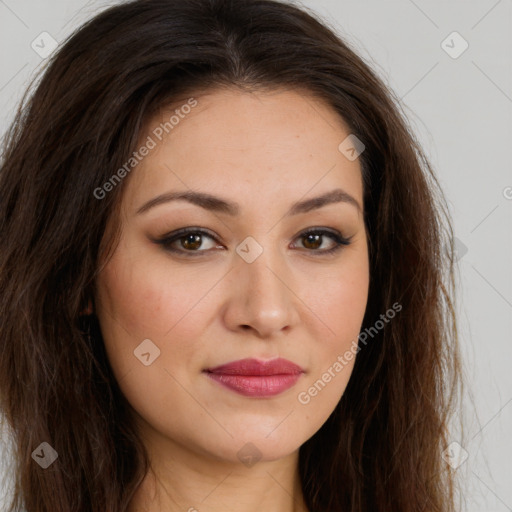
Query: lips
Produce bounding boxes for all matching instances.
[206,358,304,376]
[203,358,304,397]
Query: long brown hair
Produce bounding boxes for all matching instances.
[0,0,463,510]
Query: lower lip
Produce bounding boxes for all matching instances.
[205,373,302,397]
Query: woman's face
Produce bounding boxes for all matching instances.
[95,87,369,464]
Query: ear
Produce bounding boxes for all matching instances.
[79,297,94,316]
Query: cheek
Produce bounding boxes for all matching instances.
[94,251,215,425]
[295,256,369,405]
[306,255,369,343]
[322,276,368,342]
[96,245,218,340]
[94,245,228,395]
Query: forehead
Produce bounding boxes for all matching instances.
[122,87,364,216]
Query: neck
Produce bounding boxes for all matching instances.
[127,419,310,512]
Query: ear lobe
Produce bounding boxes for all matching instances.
[79,298,94,316]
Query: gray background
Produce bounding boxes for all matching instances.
[0,0,511,510]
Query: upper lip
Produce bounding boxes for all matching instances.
[204,358,304,376]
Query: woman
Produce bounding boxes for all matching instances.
[0,0,463,511]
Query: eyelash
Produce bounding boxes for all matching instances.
[154,227,353,257]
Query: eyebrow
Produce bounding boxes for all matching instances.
[135,187,362,216]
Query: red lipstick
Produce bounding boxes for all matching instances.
[204,358,304,397]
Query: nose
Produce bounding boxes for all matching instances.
[222,247,301,338]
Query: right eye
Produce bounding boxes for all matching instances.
[154,227,225,257]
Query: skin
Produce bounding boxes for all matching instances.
[94,87,370,512]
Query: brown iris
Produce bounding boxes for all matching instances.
[181,233,203,250]
[302,233,322,250]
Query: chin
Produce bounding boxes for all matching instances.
[195,430,305,466]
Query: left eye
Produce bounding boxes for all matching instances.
[154,227,352,256]
[161,229,220,253]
